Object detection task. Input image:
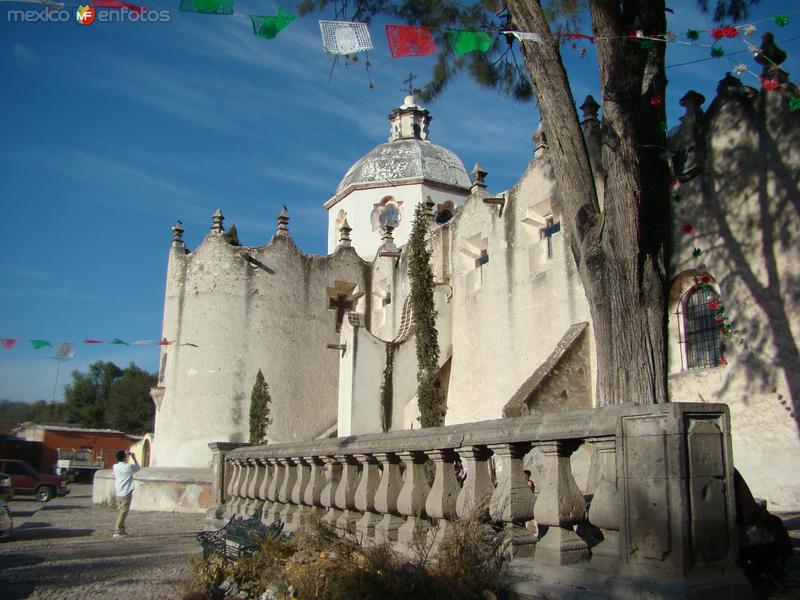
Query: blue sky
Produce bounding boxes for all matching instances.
[1,0,798,403]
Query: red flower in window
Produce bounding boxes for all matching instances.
[681,223,694,234]
[708,300,719,310]
[719,357,728,365]
[715,318,725,325]
[700,274,711,283]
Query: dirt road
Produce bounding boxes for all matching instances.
[0,484,208,599]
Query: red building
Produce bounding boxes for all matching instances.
[11,423,140,473]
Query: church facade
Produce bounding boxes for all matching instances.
[142,65,799,512]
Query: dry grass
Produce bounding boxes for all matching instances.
[183,511,503,600]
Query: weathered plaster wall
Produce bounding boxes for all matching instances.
[444,153,594,425]
[154,230,371,468]
[667,76,800,507]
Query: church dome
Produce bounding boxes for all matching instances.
[335,95,471,195]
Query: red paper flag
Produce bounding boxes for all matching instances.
[159,339,174,346]
[94,0,148,13]
[83,339,104,344]
[385,25,437,58]
[1,338,19,349]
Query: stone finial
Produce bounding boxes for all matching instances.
[422,195,436,220]
[717,72,744,96]
[211,209,224,233]
[171,220,184,246]
[680,90,705,112]
[339,219,352,247]
[580,95,600,122]
[756,33,788,82]
[470,163,488,193]
[276,205,289,235]
[381,223,395,246]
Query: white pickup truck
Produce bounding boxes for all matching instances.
[56,448,104,482]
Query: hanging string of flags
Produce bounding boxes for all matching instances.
[174,5,799,107]
[0,337,198,351]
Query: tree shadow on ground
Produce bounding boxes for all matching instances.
[10,526,94,542]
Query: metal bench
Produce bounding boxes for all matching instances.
[197,510,284,561]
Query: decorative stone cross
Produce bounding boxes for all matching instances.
[403,73,417,96]
[540,218,561,259]
[329,294,354,333]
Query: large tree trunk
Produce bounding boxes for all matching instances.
[506,0,670,405]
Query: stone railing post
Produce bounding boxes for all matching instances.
[208,442,248,521]
[586,437,619,567]
[265,458,285,522]
[373,452,404,544]
[532,440,589,568]
[257,458,272,515]
[320,455,343,524]
[489,442,536,558]
[425,449,459,551]
[277,458,298,528]
[354,453,382,542]
[291,456,312,527]
[230,459,248,517]
[244,458,265,516]
[455,445,494,519]
[334,454,361,532]
[396,450,430,554]
[303,455,326,517]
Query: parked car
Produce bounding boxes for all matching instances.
[0,474,12,501]
[0,459,69,502]
[0,499,12,539]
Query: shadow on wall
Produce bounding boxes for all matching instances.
[682,49,799,436]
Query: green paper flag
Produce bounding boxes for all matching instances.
[31,339,52,349]
[444,28,492,55]
[110,338,130,346]
[250,9,296,39]
[179,0,234,15]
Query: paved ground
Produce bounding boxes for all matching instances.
[0,484,208,599]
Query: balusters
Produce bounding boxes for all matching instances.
[586,437,619,566]
[320,455,343,524]
[334,454,360,532]
[396,451,430,554]
[455,445,494,519]
[277,458,298,528]
[265,458,285,522]
[373,452,404,544]
[257,459,272,522]
[532,440,589,567]
[245,458,265,516]
[223,459,241,519]
[354,453,382,542]
[489,442,537,558]
[425,449,460,550]
[303,456,326,519]
[290,457,312,527]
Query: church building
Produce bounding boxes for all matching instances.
[92,54,800,514]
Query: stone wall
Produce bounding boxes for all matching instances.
[153,225,371,469]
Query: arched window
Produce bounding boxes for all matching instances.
[371,197,403,231]
[678,284,724,370]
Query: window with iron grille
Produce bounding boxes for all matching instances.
[681,287,723,370]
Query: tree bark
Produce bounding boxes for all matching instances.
[505,0,669,405]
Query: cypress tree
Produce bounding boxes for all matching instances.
[408,203,445,427]
[224,224,241,246]
[248,369,272,444]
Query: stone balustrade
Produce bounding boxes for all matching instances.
[209,403,750,598]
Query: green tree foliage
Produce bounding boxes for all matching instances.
[249,369,273,444]
[105,365,157,434]
[408,204,444,427]
[0,399,66,428]
[224,224,241,246]
[62,361,156,432]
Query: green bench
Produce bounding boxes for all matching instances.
[197,510,284,561]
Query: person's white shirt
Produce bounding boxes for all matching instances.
[113,455,140,497]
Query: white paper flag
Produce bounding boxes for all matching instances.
[54,342,76,360]
[319,20,373,55]
[505,31,544,44]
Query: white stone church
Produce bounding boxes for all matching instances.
[94,63,800,514]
